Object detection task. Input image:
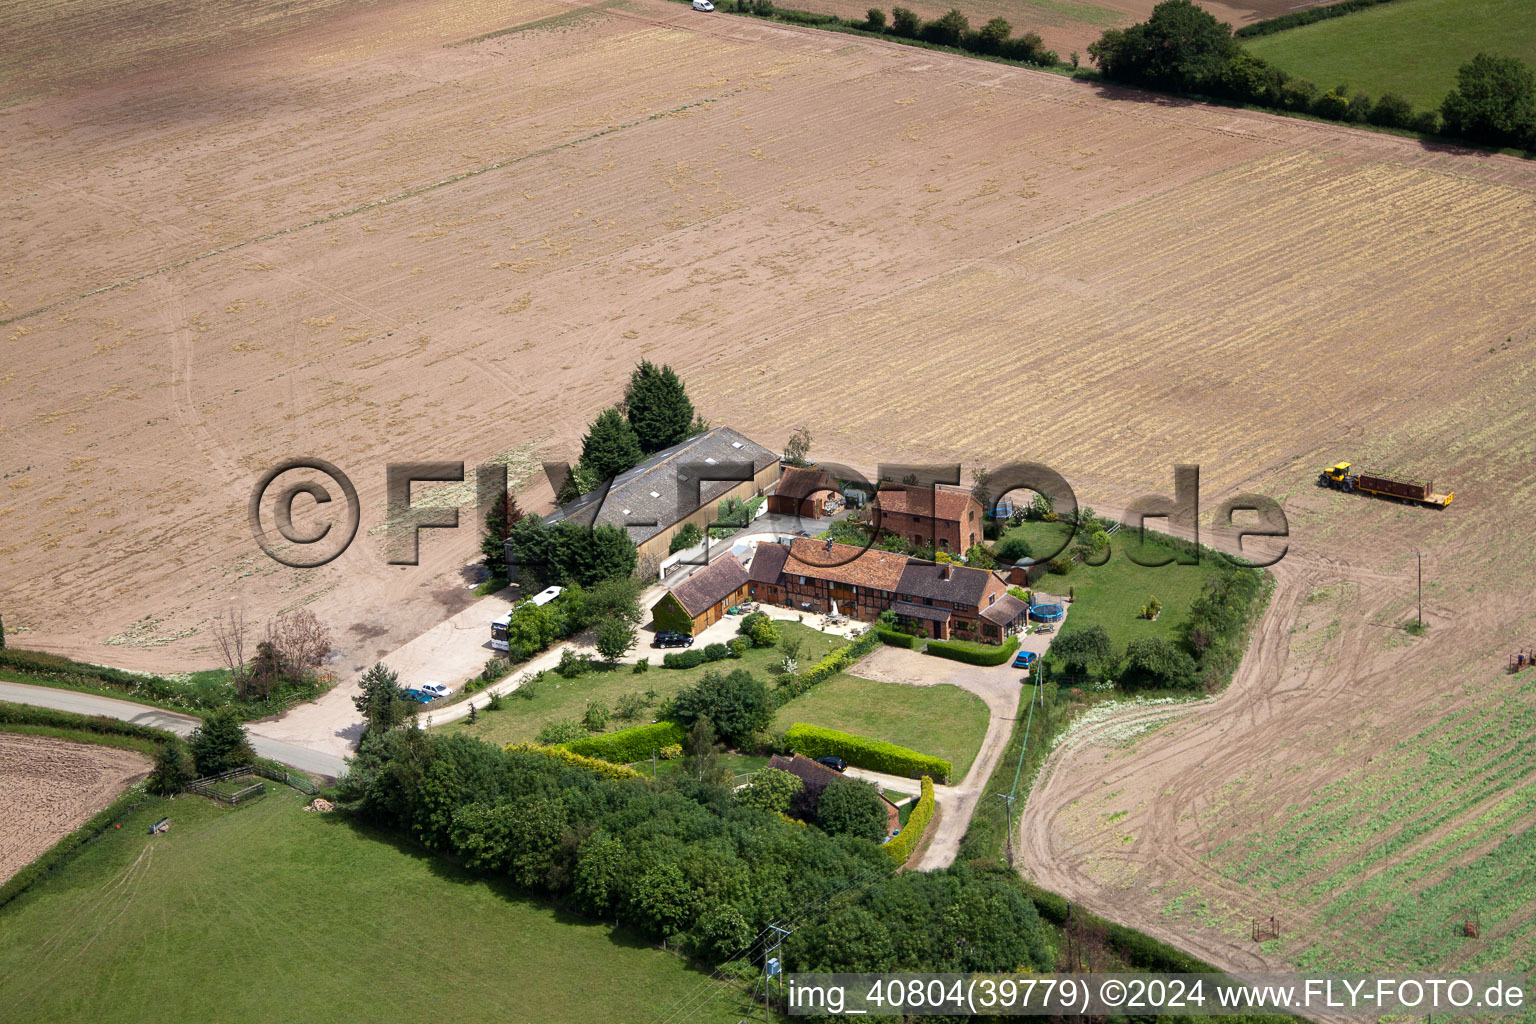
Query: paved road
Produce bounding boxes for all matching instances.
[0,680,347,778]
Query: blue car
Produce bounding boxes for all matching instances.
[1012,650,1038,670]
[403,688,435,704]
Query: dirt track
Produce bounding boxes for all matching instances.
[0,733,150,885]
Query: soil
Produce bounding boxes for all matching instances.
[0,733,151,885]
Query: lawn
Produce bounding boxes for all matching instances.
[0,789,746,1024]
[772,673,991,779]
[1243,0,1536,109]
[441,622,844,748]
[996,520,1227,668]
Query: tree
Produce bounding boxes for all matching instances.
[783,425,813,468]
[778,633,803,673]
[354,662,413,736]
[582,700,611,732]
[815,777,889,841]
[147,740,197,794]
[681,717,731,784]
[1441,53,1536,148]
[1369,92,1415,129]
[922,8,968,47]
[977,16,1011,54]
[1051,625,1114,679]
[0,611,6,649]
[210,609,248,697]
[481,491,524,581]
[596,617,637,662]
[964,543,997,570]
[578,406,644,481]
[891,5,920,37]
[736,766,803,814]
[1088,0,1235,91]
[671,668,773,747]
[624,360,696,454]
[969,465,992,515]
[739,611,779,648]
[1121,636,1198,690]
[669,521,703,554]
[995,535,1032,564]
[864,7,886,31]
[187,707,255,776]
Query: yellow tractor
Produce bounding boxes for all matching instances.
[1318,461,1452,508]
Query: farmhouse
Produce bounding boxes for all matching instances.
[650,552,750,636]
[544,427,779,563]
[873,485,984,555]
[767,465,843,519]
[747,538,1025,643]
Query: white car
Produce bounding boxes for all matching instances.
[417,681,452,699]
[692,0,714,10]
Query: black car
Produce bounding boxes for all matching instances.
[652,631,695,648]
[815,755,848,773]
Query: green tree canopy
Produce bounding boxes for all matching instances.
[1051,624,1115,678]
[480,491,523,581]
[1441,53,1536,148]
[147,740,197,794]
[815,776,890,842]
[578,406,644,482]
[1121,635,1198,690]
[1088,0,1236,91]
[595,618,637,662]
[353,662,413,736]
[187,707,255,776]
[670,668,773,747]
[624,360,696,454]
[735,766,803,814]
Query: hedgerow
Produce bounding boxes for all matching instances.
[504,743,643,781]
[772,629,882,705]
[884,775,935,864]
[875,628,920,649]
[0,784,157,909]
[784,723,952,783]
[560,720,686,764]
[923,635,1019,666]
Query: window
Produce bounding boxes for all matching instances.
[969,509,975,521]
[799,576,807,585]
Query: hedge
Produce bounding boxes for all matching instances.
[784,723,952,783]
[884,775,934,865]
[663,649,706,669]
[504,743,643,781]
[560,720,686,764]
[1234,0,1407,38]
[772,629,882,705]
[923,635,1019,666]
[875,628,920,649]
[0,784,158,909]
[0,701,181,745]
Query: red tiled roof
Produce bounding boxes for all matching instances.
[784,538,908,590]
[666,553,749,617]
[875,484,978,522]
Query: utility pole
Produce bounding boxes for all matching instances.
[996,793,1017,867]
[1416,551,1425,628]
[763,922,793,1021]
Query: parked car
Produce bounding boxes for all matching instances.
[1012,650,1038,669]
[417,681,452,699]
[653,631,695,648]
[816,755,848,773]
[692,0,714,9]
[402,688,435,704]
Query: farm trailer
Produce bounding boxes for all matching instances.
[1318,462,1453,509]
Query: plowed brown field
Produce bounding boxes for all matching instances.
[0,733,150,884]
[3,0,1535,980]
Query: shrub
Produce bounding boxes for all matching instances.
[884,775,935,864]
[1051,625,1114,679]
[742,613,779,648]
[1047,556,1071,575]
[536,719,588,745]
[891,5,920,37]
[864,6,886,30]
[1412,109,1441,134]
[557,648,594,678]
[486,689,505,710]
[1369,92,1415,128]
[615,692,647,721]
[632,657,649,674]
[816,776,890,841]
[669,522,704,554]
[658,743,683,760]
[663,649,706,669]
[976,16,1010,54]
[736,766,803,814]
[505,743,642,781]
[595,618,637,662]
[1121,636,1198,690]
[1280,78,1319,112]
[1140,595,1162,620]
[784,723,952,782]
[923,635,1019,668]
[727,636,750,659]
[995,535,1032,563]
[563,720,687,763]
[1311,89,1350,121]
[704,642,729,662]
[1346,91,1373,124]
[876,628,920,649]
[920,8,968,47]
[147,740,197,794]
[582,700,611,732]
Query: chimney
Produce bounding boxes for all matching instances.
[942,562,952,580]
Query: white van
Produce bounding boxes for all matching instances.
[692,0,714,10]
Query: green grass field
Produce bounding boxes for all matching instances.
[772,673,990,779]
[1244,0,1536,109]
[0,789,745,1024]
[442,622,844,748]
[998,520,1223,665]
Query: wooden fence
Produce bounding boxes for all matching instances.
[184,763,318,803]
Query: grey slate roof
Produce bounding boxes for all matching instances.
[979,593,1027,626]
[545,427,778,546]
[892,600,951,623]
[748,542,791,585]
[895,560,994,607]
